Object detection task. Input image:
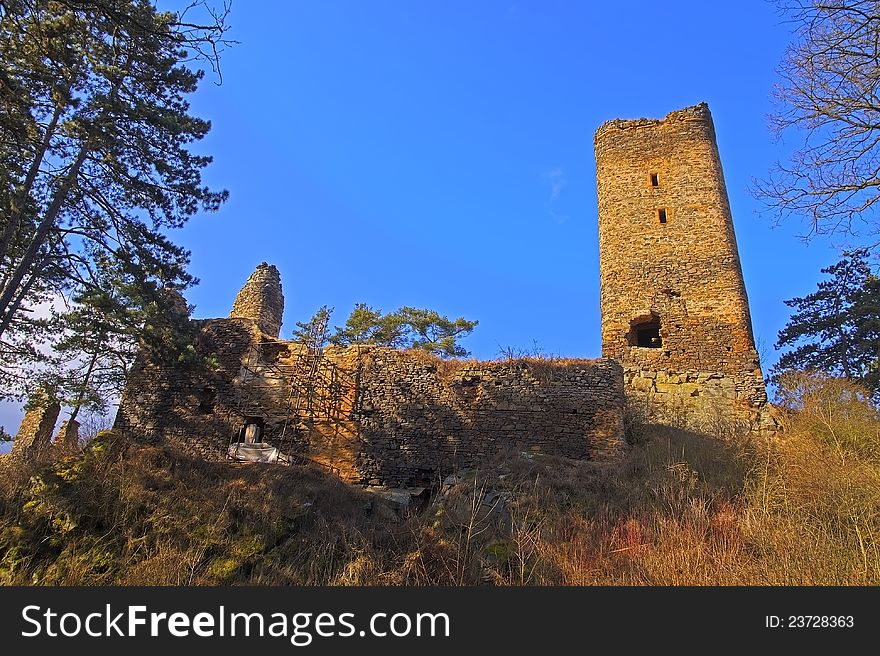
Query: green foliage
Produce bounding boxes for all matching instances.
[330,304,478,357]
[41,255,193,418]
[0,0,230,403]
[329,303,405,347]
[395,306,478,358]
[291,305,333,346]
[772,249,880,400]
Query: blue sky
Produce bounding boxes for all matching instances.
[0,0,851,438]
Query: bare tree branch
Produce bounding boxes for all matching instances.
[757,1,880,241]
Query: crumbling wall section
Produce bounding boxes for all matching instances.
[229,262,284,338]
[114,318,258,459]
[54,419,80,454]
[114,325,626,486]
[10,388,60,462]
[352,349,625,486]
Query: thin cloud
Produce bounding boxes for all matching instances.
[544,167,566,201]
[543,167,568,223]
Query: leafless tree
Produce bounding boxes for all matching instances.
[757,1,880,242]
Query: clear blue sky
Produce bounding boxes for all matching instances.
[0,0,849,438]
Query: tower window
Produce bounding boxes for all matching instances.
[636,325,661,347]
[657,208,668,224]
[649,172,660,187]
[627,314,662,348]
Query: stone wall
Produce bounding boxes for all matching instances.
[229,262,284,338]
[114,321,626,486]
[594,103,771,429]
[9,387,60,462]
[114,318,258,459]
[352,349,624,486]
[54,419,80,454]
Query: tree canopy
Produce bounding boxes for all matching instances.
[757,1,880,240]
[329,304,478,358]
[772,249,880,399]
[0,0,230,406]
[291,305,333,349]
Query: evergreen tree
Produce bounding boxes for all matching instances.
[291,306,333,348]
[329,303,406,347]
[0,0,230,399]
[42,254,192,420]
[773,249,880,399]
[330,304,477,358]
[393,306,478,358]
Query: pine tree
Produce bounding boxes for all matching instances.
[773,249,880,399]
[42,255,192,421]
[291,306,333,349]
[329,303,406,347]
[330,304,478,358]
[0,0,230,399]
[393,306,478,358]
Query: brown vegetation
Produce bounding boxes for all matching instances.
[1,375,878,585]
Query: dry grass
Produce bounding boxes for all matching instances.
[2,374,879,585]
[0,432,396,585]
[401,347,602,384]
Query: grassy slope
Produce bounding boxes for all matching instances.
[2,389,879,585]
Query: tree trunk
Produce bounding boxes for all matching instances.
[0,143,90,338]
[0,100,65,270]
[0,71,125,340]
[0,252,48,338]
[69,345,101,424]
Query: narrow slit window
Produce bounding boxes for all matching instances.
[649,172,660,187]
[657,208,667,224]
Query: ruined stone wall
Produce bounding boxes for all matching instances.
[115,321,626,486]
[352,349,624,486]
[229,262,284,338]
[594,103,770,429]
[54,419,80,454]
[114,318,259,459]
[9,387,60,462]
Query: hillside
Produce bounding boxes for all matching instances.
[2,383,879,585]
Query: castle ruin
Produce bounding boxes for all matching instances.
[107,103,772,486]
[114,264,625,486]
[595,103,771,429]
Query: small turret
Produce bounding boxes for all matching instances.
[229,262,284,338]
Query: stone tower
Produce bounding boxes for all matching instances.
[594,103,768,427]
[229,262,284,338]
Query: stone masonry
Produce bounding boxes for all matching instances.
[594,103,771,429]
[54,419,80,454]
[115,264,627,486]
[229,262,284,338]
[110,101,776,486]
[9,387,60,462]
[353,349,623,485]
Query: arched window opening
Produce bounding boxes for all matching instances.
[237,416,265,444]
[628,314,662,348]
